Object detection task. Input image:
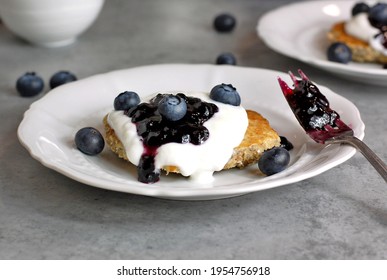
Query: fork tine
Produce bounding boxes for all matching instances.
[324,125,336,132]
[288,71,298,85]
[277,77,293,97]
[297,69,309,81]
[335,118,352,131]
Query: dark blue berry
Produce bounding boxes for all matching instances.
[352,2,370,16]
[114,91,141,111]
[49,70,77,89]
[327,42,352,63]
[279,136,294,151]
[369,3,387,28]
[158,94,187,121]
[258,147,290,176]
[216,52,237,65]
[213,13,236,32]
[137,155,160,183]
[16,72,44,97]
[210,83,241,106]
[75,127,105,155]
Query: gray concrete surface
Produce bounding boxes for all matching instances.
[0,0,386,259]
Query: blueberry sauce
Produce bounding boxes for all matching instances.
[126,93,219,183]
[279,77,339,133]
[279,136,294,151]
[278,70,353,144]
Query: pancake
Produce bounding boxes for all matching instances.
[103,109,280,174]
[328,21,387,64]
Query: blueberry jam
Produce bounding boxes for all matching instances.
[279,136,294,151]
[125,93,219,183]
[278,70,352,144]
[278,76,339,133]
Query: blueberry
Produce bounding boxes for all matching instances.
[114,91,141,111]
[258,147,290,176]
[209,83,241,106]
[75,127,105,155]
[352,2,370,16]
[279,136,294,151]
[16,72,44,97]
[213,13,236,32]
[216,52,237,65]
[369,3,387,28]
[327,42,352,63]
[158,94,187,121]
[49,70,77,89]
[137,155,160,184]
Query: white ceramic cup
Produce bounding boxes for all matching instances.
[0,0,105,47]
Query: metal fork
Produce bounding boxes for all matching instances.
[278,70,387,183]
[325,131,387,182]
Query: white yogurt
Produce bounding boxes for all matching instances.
[344,13,379,42]
[107,92,248,183]
[369,33,387,55]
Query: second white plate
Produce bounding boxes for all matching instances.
[257,0,387,86]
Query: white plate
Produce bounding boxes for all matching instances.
[257,0,387,86]
[17,64,364,200]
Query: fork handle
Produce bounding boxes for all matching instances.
[327,136,387,183]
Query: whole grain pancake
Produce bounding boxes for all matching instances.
[328,21,387,64]
[103,109,280,174]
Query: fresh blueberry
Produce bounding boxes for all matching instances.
[369,3,387,28]
[49,70,77,89]
[213,13,236,32]
[75,127,105,155]
[327,42,352,63]
[158,94,187,121]
[114,91,141,111]
[279,136,294,151]
[16,72,44,97]
[258,147,290,176]
[216,52,237,65]
[352,2,370,16]
[210,83,241,106]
